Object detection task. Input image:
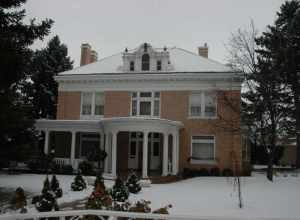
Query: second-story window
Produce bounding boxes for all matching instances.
[189,91,217,118]
[82,92,92,115]
[157,60,162,71]
[81,92,104,118]
[130,61,135,71]
[94,92,104,115]
[142,54,150,71]
[131,92,160,117]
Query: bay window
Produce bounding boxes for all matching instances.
[131,92,160,117]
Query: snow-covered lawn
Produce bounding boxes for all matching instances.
[0,172,300,218]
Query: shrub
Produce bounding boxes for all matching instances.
[71,173,87,191]
[210,167,220,176]
[222,168,234,177]
[126,172,141,194]
[198,168,209,176]
[78,161,94,176]
[50,175,63,198]
[110,176,129,202]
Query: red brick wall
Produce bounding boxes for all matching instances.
[104,91,131,117]
[57,91,81,120]
[161,91,242,173]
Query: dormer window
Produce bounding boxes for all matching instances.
[142,54,150,71]
[157,60,161,71]
[130,61,135,71]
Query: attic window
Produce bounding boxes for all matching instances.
[142,54,150,71]
[157,60,161,71]
[130,61,135,71]
[144,43,148,52]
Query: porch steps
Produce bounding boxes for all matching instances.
[150,175,180,184]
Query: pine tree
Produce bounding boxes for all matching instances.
[71,173,87,191]
[126,172,141,194]
[0,0,53,162]
[94,171,104,189]
[30,35,73,119]
[110,176,129,202]
[50,175,63,198]
[272,0,300,167]
[34,176,59,212]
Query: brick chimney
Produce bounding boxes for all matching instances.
[80,43,91,66]
[90,50,98,63]
[198,43,209,58]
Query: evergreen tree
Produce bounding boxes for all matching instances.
[33,176,59,212]
[30,35,73,119]
[272,0,300,167]
[0,0,53,161]
[110,176,129,202]
[242,28,293,181]
[50,175,63,198]
[94,171,104,189]
[126,172,141,194]
[71,173,87,191]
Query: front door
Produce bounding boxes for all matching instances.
[128,132,143,170]
[149,133,161,170]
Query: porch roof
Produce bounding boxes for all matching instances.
[35,117,183,134]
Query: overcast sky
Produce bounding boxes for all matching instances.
[25,0,285,67]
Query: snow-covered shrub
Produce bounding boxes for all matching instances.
[71,173,87,191]
[126,172,141,194]
[129,200,151,213]
[86,179,112,210]
[152,204,172,214]
[50,175,63,198]
[109,176,129,202]
[33,176,59,212]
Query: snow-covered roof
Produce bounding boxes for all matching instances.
[59,47,234,76]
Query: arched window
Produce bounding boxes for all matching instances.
[142,54,150,71]
[130,61,135,71]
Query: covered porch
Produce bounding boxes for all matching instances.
[35,117,182,179]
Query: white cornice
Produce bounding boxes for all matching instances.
[57,72,243,92]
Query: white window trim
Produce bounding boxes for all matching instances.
[188,91,217,119]
[80,92,104,120]
[190,135,216,164]
[130,91,160,118]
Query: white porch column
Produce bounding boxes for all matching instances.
[162,133,169,176]
[172,131,179,175]
[111,132,117,178]
[104,133,109,173]
[70,131,76,167]
[172,132,177,175]
[142,131,149,179]
[44,130,49,154]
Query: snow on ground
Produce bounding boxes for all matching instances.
[0,172,300,218]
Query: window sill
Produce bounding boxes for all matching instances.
[80,115,104,120]
[190,159,217,165]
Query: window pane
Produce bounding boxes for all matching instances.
[140,101,151,115]
[95,93,104,115]
[132,100,137,116]
[140,92,152,97]
[192,142,214,160]
[132,92,137,98]
[205,92,216,117]
[82,92,92,115]
[142,54,150,71]
[130,61,135,71]
[190,94,201,116]
[154,92,160,98]
[154,100,160,116]
[157,60,161,71]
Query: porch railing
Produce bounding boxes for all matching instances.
[0,209,297,220]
